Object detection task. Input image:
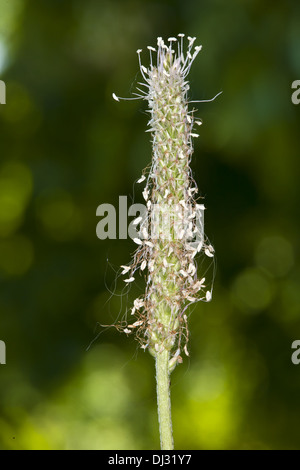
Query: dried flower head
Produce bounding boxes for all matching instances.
[113,34,219,371]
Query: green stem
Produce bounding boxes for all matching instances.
[155,349,174,450]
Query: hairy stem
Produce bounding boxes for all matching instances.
[155,349,173,450]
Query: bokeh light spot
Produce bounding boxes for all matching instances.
[255,235,294,278]
[0,161,32,236]
[2,82,42,135]
[187,361,225,402]
[231,268,274,313]
[0,235,34,276]
[280,278,300,322]
[35,189,82,241]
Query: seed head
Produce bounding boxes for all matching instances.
[114,35,219,369]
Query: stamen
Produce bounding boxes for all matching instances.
[189,91,223,104]
[112,92,142,102]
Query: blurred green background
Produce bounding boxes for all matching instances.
[0,0,300,450]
